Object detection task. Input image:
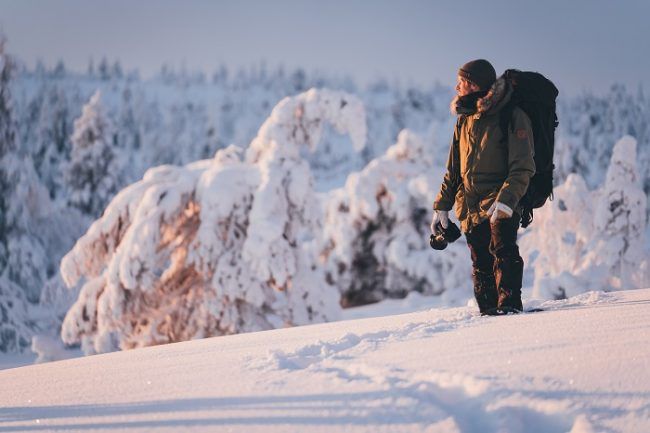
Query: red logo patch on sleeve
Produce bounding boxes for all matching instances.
[516,129,528,139]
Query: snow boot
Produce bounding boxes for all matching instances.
[483,306,520,316]
[472,269,499,315]
[495,256,524,312]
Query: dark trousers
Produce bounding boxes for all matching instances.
[465,214,524,312]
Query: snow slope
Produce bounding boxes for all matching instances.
[2,289,650,433]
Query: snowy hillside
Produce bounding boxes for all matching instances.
[2,288,649,433]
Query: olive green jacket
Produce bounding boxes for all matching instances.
[433,80,535,233]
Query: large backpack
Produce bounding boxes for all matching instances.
[498,69,559,228]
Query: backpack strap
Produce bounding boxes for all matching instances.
[498,99,517,144]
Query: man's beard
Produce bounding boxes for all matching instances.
[454,90,489,115]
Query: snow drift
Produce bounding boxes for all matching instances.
[3,288,650,433]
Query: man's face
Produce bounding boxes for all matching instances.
[456,76,480,96]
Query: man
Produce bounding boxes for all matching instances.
[431,59,535,315]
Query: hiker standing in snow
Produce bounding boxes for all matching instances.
[431,59,535,315]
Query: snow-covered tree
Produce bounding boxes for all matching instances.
[159,99,217,166]
[97,57,110,81]
[521,173,596,299]
[3,142,63,308]
[0,277,31,352]
[320,129,472,307]
[3,182,50,303]
[116,87,140,153]
[556,85,650,213]
[33,84,72,199]
[59,88,366,354]
[51,60,65,79]
[0,38,33,351]
[115,85,156,184]
[133,96,164,176]
[0,35,14,272]
[591,136,648,289]
[523,136,648,299]
[111,61,123,80]
[0,35,55,351]
[242,88,366,302]
[65,90,122,216]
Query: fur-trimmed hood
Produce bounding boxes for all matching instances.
[450,76,511,116]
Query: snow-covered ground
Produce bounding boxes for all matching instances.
[2,288,649,433]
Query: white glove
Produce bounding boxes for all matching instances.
[487,201,513,223]
[430,210,449,235]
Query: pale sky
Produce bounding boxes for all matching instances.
[0,0,648,94]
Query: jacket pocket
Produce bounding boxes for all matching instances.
[479,189,500,214]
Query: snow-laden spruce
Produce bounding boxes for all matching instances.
[65,90,123,216]
[320,130,471,306]
[522,135,649,298]
[60,89,366,354]
[31,84,73,200]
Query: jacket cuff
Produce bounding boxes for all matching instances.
[433,202,453,212]
[433,200,453,211]
[495,189,518,211]
[495,202,513,217]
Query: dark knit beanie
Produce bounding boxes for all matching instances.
[458,59,496,91]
